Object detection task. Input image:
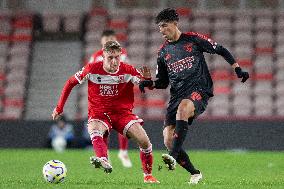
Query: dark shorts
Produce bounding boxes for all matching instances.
[164,91,210,126]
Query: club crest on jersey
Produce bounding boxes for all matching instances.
[118,75,124,83]
[165,53,171,61]
[184,43,192,52]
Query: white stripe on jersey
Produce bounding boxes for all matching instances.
[88,74,141,85]
[95,56,103,62]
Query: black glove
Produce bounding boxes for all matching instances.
[235,67,249,83]
[139,80,153,93]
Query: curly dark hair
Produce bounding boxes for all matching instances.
[155,8,179,24]
[101,29,116,37]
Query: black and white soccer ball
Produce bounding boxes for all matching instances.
[42,160,67,184]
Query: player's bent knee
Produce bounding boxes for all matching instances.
[177,100,195,120]
[127,123,150,148]
[140,140,151,149]
[87,121,107,135]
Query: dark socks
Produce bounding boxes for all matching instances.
[169,120,188,159]
[169,120,199,175]
[176,149,199,175]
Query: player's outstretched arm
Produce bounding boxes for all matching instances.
[214,45,249,83]
[51,76,79,120]
[193,33,249,83]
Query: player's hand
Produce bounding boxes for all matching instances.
[235,67,249,83]
[52,108,62,121]
[139,80,153,93]
[139,66,152,79]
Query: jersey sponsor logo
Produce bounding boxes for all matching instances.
[190,92,202,101]
[184,43,192,52]
[99,84,119,96]
[167,56,195,73]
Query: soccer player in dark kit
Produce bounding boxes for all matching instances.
[139,8,249,184]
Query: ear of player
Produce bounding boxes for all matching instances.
[235,67,249,83]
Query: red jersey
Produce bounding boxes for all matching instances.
[88,48,128,64]
[55,61,143,115]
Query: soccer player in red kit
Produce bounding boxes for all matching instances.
[52,41,159,183]
[88,30,132,168]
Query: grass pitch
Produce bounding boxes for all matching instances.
[0,149,283,189]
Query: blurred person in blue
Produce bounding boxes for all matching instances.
[79,121,92,149]
[48,115,75,152]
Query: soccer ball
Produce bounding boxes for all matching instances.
[42,160,67,184]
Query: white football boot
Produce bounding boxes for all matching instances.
[189,172,202,184]
[161,154,176,170]
[90,156,113,173]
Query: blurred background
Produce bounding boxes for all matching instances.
[0,0,283,150]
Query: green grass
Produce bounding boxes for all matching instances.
[0,149,283,189]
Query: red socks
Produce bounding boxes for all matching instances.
[140,145,153,175]
[118,133,128,150]
[92,136,108,158]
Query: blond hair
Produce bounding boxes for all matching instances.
[103,41,122,52]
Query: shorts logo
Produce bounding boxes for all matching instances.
[191,92,202,101]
